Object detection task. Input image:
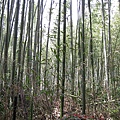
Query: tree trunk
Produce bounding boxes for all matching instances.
[81,0,86,115]
[60,0,66,118]
[57,0,61,99]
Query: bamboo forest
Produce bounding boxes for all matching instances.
[0,0,120,119]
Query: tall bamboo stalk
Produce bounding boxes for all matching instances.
[81,0,86,115]
[60,0,66,117]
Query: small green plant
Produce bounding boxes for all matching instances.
[110,108,120,120]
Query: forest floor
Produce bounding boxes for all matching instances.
[0,93,120,120]
[31,94,119,120]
